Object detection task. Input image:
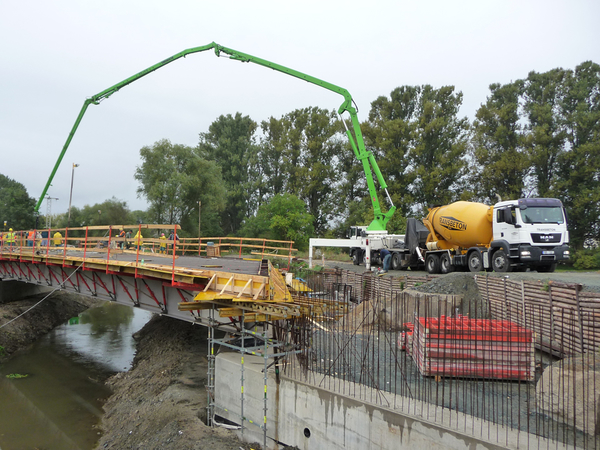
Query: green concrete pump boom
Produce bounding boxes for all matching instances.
[36,42,396,231]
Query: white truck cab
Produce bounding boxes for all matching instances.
[490,198,569,272]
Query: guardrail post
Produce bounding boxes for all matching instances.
[171,224,177,284]
[63,228,69,265]
[135,224,141,278]
[45,228,51,262]
[84,226,89,271]
[107,226,113,264]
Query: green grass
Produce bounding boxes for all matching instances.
[6,373,28,379]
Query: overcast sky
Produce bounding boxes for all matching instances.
[1,0,598,217]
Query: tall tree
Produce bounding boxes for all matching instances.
[522,68,568,197]
[471,81,529,202]
[363,85,469,220]
[256,107,344,235]
[409,85,469,214]
[250,117,288,210]
[363,86,419,219]
[198,113,257,235]
[555,61,600,249]
[135,139,226,237]
[0,174,36,230]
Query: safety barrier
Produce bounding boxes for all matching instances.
[0,226,297,268]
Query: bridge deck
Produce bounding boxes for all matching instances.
[0,244,305,321]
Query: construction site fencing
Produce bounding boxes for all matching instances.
[278,270,600,450]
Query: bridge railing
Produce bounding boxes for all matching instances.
[0,225,297,269]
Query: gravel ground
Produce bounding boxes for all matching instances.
[322,259,600,293]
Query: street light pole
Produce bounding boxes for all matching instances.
[67,163,79,229]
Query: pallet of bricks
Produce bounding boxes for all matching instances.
[410,315,535,381]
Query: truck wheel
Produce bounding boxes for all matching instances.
[468,252,482,272]
[492,250,512,273]
[352,250,361,265]
[440,253,454,274]
[426,254,441,274]
[391,252,401,270]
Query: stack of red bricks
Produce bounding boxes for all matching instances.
[410,315,535,381]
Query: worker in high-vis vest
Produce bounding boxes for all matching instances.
[53,231,63,247]
[6,228,15,248]
[133,230,143,250]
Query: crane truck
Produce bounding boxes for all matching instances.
[36,42,396,241]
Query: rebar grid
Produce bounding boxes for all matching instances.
[280,270,600,449]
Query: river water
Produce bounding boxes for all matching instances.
[0,301,153,450]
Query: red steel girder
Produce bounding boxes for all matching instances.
[76,271,94,296]
[0,261,9,277]
[61,267,78,290]
[116,276,138,306]
[47,266,62,286]
[166,281,207,290]
[25,264,38,283]
[15,263,27,280]
[141,279,166,313]
[37,266,50,285]
[93,272,115,300]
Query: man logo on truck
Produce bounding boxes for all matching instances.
[440,216,468,231]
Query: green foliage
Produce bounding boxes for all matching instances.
[198,113,257,235]
[470,62,599,248]
[471,81,529,202]
[553,61,600,249]
[363,85,469,217]
[6,373,28,379]
[255,107,344,235]
[135,139,226,237]
[409,86,470,215]
[241,194,314,250]
[363,87,418,217]
[0,345,5,356]
[570,247,600,270]
[54,197,134,236]
[0,174,36,230]
[522,68,568,197]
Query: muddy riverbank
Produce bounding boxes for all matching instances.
[0,289,247,450]
[94,315,250,450]
[0,290,99,360]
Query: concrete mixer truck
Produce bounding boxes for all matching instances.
[417,198,570,274]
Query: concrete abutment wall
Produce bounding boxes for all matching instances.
[215,353,562,450]
[0,280,52,303]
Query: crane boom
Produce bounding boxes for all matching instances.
[36,42,396,231]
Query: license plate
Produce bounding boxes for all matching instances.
[542,251,554,255]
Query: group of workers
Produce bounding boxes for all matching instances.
[114,229,179,254]
[1,227,179,255]
[1,228,65,249]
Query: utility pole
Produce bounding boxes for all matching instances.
[45,196,59,228]
[67,163,79,228]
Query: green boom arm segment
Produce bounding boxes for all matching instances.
[36,42,395,231]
